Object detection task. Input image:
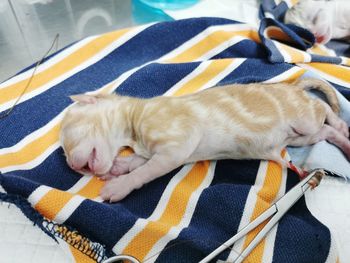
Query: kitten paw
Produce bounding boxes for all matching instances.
[100,175,134,202]
[110,156,132,176]
[99,173,116,181]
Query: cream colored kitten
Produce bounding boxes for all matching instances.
[60,78,350,202]
[284,0,350,44]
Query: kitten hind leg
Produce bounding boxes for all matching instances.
[322,101,349,138]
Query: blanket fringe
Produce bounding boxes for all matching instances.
[0,191,112,263]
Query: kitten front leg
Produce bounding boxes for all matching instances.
[99,154,148,180]
[100,153,185,202]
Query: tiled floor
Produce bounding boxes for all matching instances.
[0,0,137,82]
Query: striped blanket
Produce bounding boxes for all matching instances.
[1,4,350,263]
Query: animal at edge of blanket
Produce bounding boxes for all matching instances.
[59,78,350,202]
[284,0,350,44]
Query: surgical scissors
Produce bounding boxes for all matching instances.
[199,169,325,263]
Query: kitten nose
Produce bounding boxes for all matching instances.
[69,161,76,170]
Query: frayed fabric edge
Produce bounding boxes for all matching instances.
[0,190,113,263]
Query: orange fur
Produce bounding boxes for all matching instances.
[60,78,350,202]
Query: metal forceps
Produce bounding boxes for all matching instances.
[200,169,324,263]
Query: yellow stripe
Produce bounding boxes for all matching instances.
[76,176,105,199]
[173,59,235,96]
[243,158,284,262]
[168,30,259,63]
[0,80,119,171]
[0,122,60,169]
[122,161,210,260]
[280,44,307,63]
[69,246,96,263]
[309,44,330,56]
[266,27,294,43]
[283,68,307,83]
[305,62,350,83]
[0,28,130,105]
[34,189,73,220]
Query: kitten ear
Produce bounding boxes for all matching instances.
[70,94,98,104]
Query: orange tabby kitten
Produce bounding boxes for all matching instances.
[60,78,350,202]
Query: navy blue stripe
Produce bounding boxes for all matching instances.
[3,148,81,191]
[64,166,181,249]
[311,54,342,64]
[64,199,139,249]
[212,39,268,60]
[116,62,199,98]
[117,166,182,219]
[156,159,260,262]
[218,58,294,85]
[0,172,40,199]
[330,82,350,100]
[0,18,236,148]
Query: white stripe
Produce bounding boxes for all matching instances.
[297,63,350,88]
[284,0,293,8]
[0,24,151,113]
[341,56,349,65]
[112,164,195,254]
[0,185,6,193]
[54,195,85,224]
[0,36,97,89]
[263,66,303,83]
[274,40,311,63]
[0,141,60,174]
[0,113,63,155]
[163,61,212,96]
[161,24,255,62]
[227,161,269,261]
[28,185,52,207]
[318,45,337,57]
[198,59,246,91]
[303,51,312,63]
[196,36,252,62]
[93,196,104,203]
[264,12,275,19]
[144,162,216,263]
[164,58,246,96]
[67,175,94,193]
[273,41,292,63]
[307,44,336,57]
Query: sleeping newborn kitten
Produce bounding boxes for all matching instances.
[60,78,350,202]
[284,0,350,44]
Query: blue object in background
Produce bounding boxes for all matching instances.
[139,0,199,10]
[132,0,174,24]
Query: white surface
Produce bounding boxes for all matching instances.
[0,202,71,263]
[305,176,350,262]
[164,0,260,28]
